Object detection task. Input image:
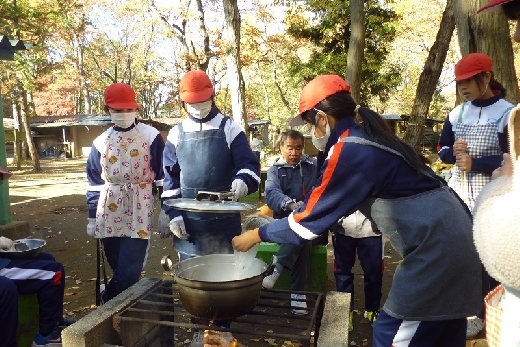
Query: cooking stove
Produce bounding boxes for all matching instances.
[113,280,324,347]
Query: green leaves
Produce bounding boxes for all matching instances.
[284,0,401,106]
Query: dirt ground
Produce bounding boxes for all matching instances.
[5,156,485,346]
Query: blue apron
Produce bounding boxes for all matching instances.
[343,137,482,320]
[174,116,242,256]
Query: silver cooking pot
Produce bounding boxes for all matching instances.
[162,254,275,320]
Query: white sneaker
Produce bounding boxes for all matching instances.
[98,284,106,305]
[291,294,308,315]
[190,330,204,347]
[262,267,281,289]
[466,316,484,339]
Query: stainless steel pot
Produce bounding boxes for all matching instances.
[162,254,275,320]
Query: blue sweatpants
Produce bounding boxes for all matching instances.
[332,234,383,311]
[275,241,312,291]
[102,237,149,301]
[0,276,18,347]
[0,252,65,337]
[373,310,466,347]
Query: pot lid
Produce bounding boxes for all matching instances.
[164,198,255,213]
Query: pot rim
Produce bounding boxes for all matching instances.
[171,254,271,286]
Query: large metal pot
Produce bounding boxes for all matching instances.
[162,254,274,320]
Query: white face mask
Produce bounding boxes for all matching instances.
[186,100,212,119]
[311,111,330,152]
[110,111,136,128]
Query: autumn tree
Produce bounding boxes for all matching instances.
[0,0,67,171]
[237,4,305,134]
[223,0,248,134]
[403,0,455,150]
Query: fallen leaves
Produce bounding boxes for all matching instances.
[264,338,277,346]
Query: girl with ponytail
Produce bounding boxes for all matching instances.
[233,74,481,346]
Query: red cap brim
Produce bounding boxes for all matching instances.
[289,114,305,127]
[107,101,140,109]
[477,0,513,13]
[0,168,12,178]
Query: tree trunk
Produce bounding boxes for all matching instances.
[403,0,455,150]
[223,0,249,137]
[346,0,365,103]
[20,86,41,172]
[256,62,270,122]
[454,0,519,104]
[12,100,21,169]
[152,0,211,71]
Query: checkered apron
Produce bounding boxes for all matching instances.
[95,127,155,239]
[448,103,511,210]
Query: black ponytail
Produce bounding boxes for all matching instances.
[474,71,507,98]
[356,107,431,171]
[311,91,430,173]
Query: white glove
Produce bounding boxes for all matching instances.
[158,210,173,239]
[169,216,189,240]
[231,179,248,201]
[288,201,304,211]
[87,218,96,238]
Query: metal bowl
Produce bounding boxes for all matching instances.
[0,238,46,259]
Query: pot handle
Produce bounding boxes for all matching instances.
[263,255,278,278]
[161,255,174,271]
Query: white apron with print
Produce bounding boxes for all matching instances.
[94,128,155,239]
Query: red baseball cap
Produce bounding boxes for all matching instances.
[477,0,514,13]
[179,70,214,103]
[289,75,351,126]
[104,83,139,109]
[454,53,493,81]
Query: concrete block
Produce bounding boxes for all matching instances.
[0,220,30,239]
[61,278,160,347]
[256,242,327,293]
[317,291,350,347]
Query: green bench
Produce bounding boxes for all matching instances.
[17,293,39,347]
[255,242,327,294]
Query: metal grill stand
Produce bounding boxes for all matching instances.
[113,280,324,347]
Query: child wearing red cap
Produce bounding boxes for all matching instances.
[438,53,513,211]
[438,53,513,338]
[234,74,482,346]
[86,83,165,303]
[159,70,260,347]
[470,1,520,345]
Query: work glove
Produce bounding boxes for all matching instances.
[169,216,189,240]
[158,210,172,239]
[231,179,248,201]
[87,218,96,238]
[288,201,304,211]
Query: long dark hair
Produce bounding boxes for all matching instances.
[301,91,430,172]
[503,0,520,19]
[472,71,507,97]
